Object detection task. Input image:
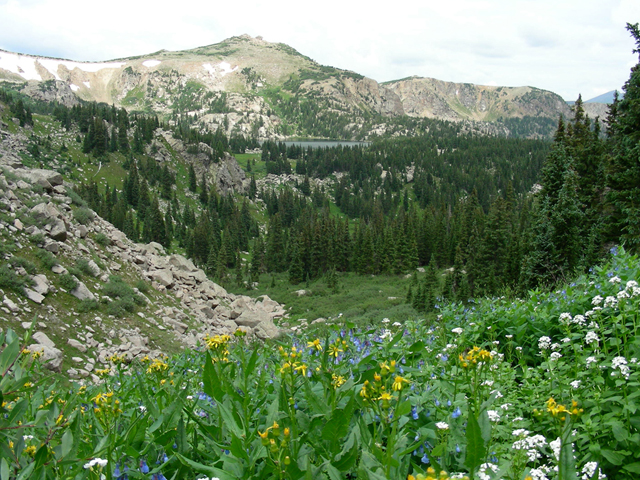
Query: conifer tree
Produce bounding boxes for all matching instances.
[605,23,640,251]
[188,164,197,193]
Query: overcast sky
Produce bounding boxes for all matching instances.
[0,0,639,101]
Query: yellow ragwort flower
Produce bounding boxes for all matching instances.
[307,339,323,351]
[392,375,410,391]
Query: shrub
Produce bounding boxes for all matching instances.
[94,232,111,247]
[106,297,136,317]
[34,248,58,270]
[103,276,134,299]
[135,279,150,293]
[58,273,77,291]
[67,266,83,278]
[67,189,87,207]
[77,299,99,313]
[73,207,95,225]
[29,232,46,245]
[76,258,95,277]
[9,257,37,275]
[0,264,30,294]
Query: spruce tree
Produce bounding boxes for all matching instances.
[606,23,640,251]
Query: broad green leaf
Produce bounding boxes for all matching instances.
[203,351,222,402]
[61,430,73,459]
[465,413,486,474]
[611,421,629,442]
[1,458,9,480]
[623,462,640,473]
[601,449,626,465]
[175,452,237,480]
[15,462,34,480]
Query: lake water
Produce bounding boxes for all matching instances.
[262,140,370,149]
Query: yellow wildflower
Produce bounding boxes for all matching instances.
[392,375,410,391]
[307,339,323,351]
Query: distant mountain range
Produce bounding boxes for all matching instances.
[0,35,613,139]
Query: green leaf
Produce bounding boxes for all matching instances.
[1,458,10,480]
[15,462,34,480]
[322,395,356,441]
[601,449,626,465]
[203,351,222,402]
[477,408,491,444]
[623,462,640,473]
[394,398,412,418]
[464,413,486,474]
[611,421,629,442]
[219,399,244,439]
[175,452,237,480]
[61,430,73,459]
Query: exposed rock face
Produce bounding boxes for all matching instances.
[384,77,572,121]
[20,80,80,108]
[151,130,247,194]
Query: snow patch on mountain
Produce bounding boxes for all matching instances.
[142,60,161,68]
[70,84,79,92]
[0,50,125,81]
[202,62,238,77]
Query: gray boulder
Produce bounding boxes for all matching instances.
[70,281,96,301]
[48,218,67,241]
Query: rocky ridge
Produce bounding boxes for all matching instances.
[0,36,610,139]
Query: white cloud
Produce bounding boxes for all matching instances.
[0,0,637,101]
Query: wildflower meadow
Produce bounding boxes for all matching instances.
[1,247,639,480]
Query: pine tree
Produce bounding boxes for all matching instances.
[605,23,640,251]
[188,164,197,193]
[199,173,209,205]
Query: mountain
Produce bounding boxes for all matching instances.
[585,90,618,104]
[0,35,573,139]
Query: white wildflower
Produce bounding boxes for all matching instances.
[477,463,499,480]
[505,334,513,339]
[570,380,581,389]
[529,468,551,480]
[627,280,638,289]
[581,461,606,480]
[561,337,571,343]
[609,276,621,284]
[572,315,586,326]
[551,343,561,351]
[84,458,108,469]
[559,312,572,324]
[586,356,597,367]
[491,389,503,398]
[481,380,494,387]
[604,296,618,308]
[392,321,402,327]
[592,295,603,306]
[631,286,640,297]
[584,331,599,345]
[538,336,552,350]
[612,356,630,379]
[550,437,562,461]
[451,327,463,334]
[617,290,630,300]
[382,318,390,324]
[487,410,500,422]
[436,422,449,430]
[550,352,562,361]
